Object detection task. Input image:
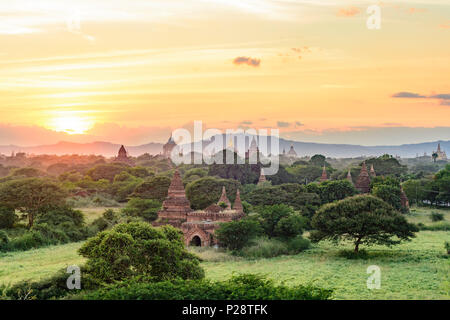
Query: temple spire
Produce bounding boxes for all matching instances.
[347,169,353,185]
[217,186,231,209]
[320,165,328,182]
[370,164,376,177]
[355,161,371,193]
[233,190,244,213]
[258,168,266,185]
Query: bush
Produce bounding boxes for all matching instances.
[75,274,333,300]
[121,198,161,222]
[1,206,89,252]
[0,230,9,250]
[0,206,17,229]
[286,236,311,253]
[215,219,262,251]
[238,236,310,259]
[417,222,450,231]
[430,212,445,222]
[239,238,289,259]
[79,222,205,283]
[2,267,99,300]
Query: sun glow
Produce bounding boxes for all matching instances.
[49,115,93,134]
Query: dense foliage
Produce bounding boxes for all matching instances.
[78,222,205,283]
[311,195,418,252]
[76,274,333,300]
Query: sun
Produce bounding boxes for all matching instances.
[49,115,93,134]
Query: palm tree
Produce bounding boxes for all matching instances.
[432,152,438,163]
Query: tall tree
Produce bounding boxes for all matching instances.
[311,195,418,252]
[0,178,67,228]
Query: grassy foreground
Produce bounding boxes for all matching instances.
[1,207,448,299]
[1,231,448,299]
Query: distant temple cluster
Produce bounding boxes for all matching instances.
[433,143,447,161]
[112,145,135,165]
[154,170,245,246]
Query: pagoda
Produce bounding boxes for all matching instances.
[217,186,231,209]
[233,190,244,213]
[113,145,134,165]
[320,166,328,182]
[158,169,192,225]
[370,164,376,177]
[355,161,371,193]
[346,169,354,185]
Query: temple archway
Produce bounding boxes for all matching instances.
[190,235,202,246]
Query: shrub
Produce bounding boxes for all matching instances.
[430,212,445,222]
[121,198,161,222]
[0,206,17,229]
[0,230,8,250]
[239,238,289,259]
[286,236,311,253]
[215,219,262,251]
[418,222,450,231]
[445,242,450,255]
[274,213,307,240]
[75,274,333,300]
[238,236,310,259]
[78,222,205,283]
[2,267,99,300]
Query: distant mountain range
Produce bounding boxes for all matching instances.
[0,138,448,159]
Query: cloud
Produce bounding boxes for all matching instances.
[337,7,360,17]
[240,120,253,125]
[392,92,427,98]
[430,94,450,100]
[277,121,290,128]
[232,56,261,67]
[295,121,304,127]
[392,91,450,105]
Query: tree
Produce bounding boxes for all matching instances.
[310,154,328,167]
[0,178,67,228]
[245,184,320,211]
[121,198,161,222]
[274,213,307,240]
[185,177,241,210]
[372,184,402,211]
[78,222,204,283]
[434,164,450,204]
[316,180,357,204]
[311,195,418,253]
[131,176,171,202]
[215,219,262,250]
[86,163,129,182]
[365,154,407,177]
[432,152,438,163]
[256,204,294,238]
[0,205,17,229]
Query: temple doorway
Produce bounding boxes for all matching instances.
[190,235,202,246]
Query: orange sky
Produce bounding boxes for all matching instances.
[0,0,449,145]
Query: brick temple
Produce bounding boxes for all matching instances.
[155,169,245,246]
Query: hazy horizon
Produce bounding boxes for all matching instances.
[1,1,449,147]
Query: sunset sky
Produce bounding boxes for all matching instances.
[1,0,449,146]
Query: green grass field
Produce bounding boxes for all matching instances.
[0,206,448,299]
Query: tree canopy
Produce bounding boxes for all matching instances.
[311,195,418,252]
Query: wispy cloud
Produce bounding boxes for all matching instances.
[392,91,450,105]
[232,56,261,67]
[336,7,360,17]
